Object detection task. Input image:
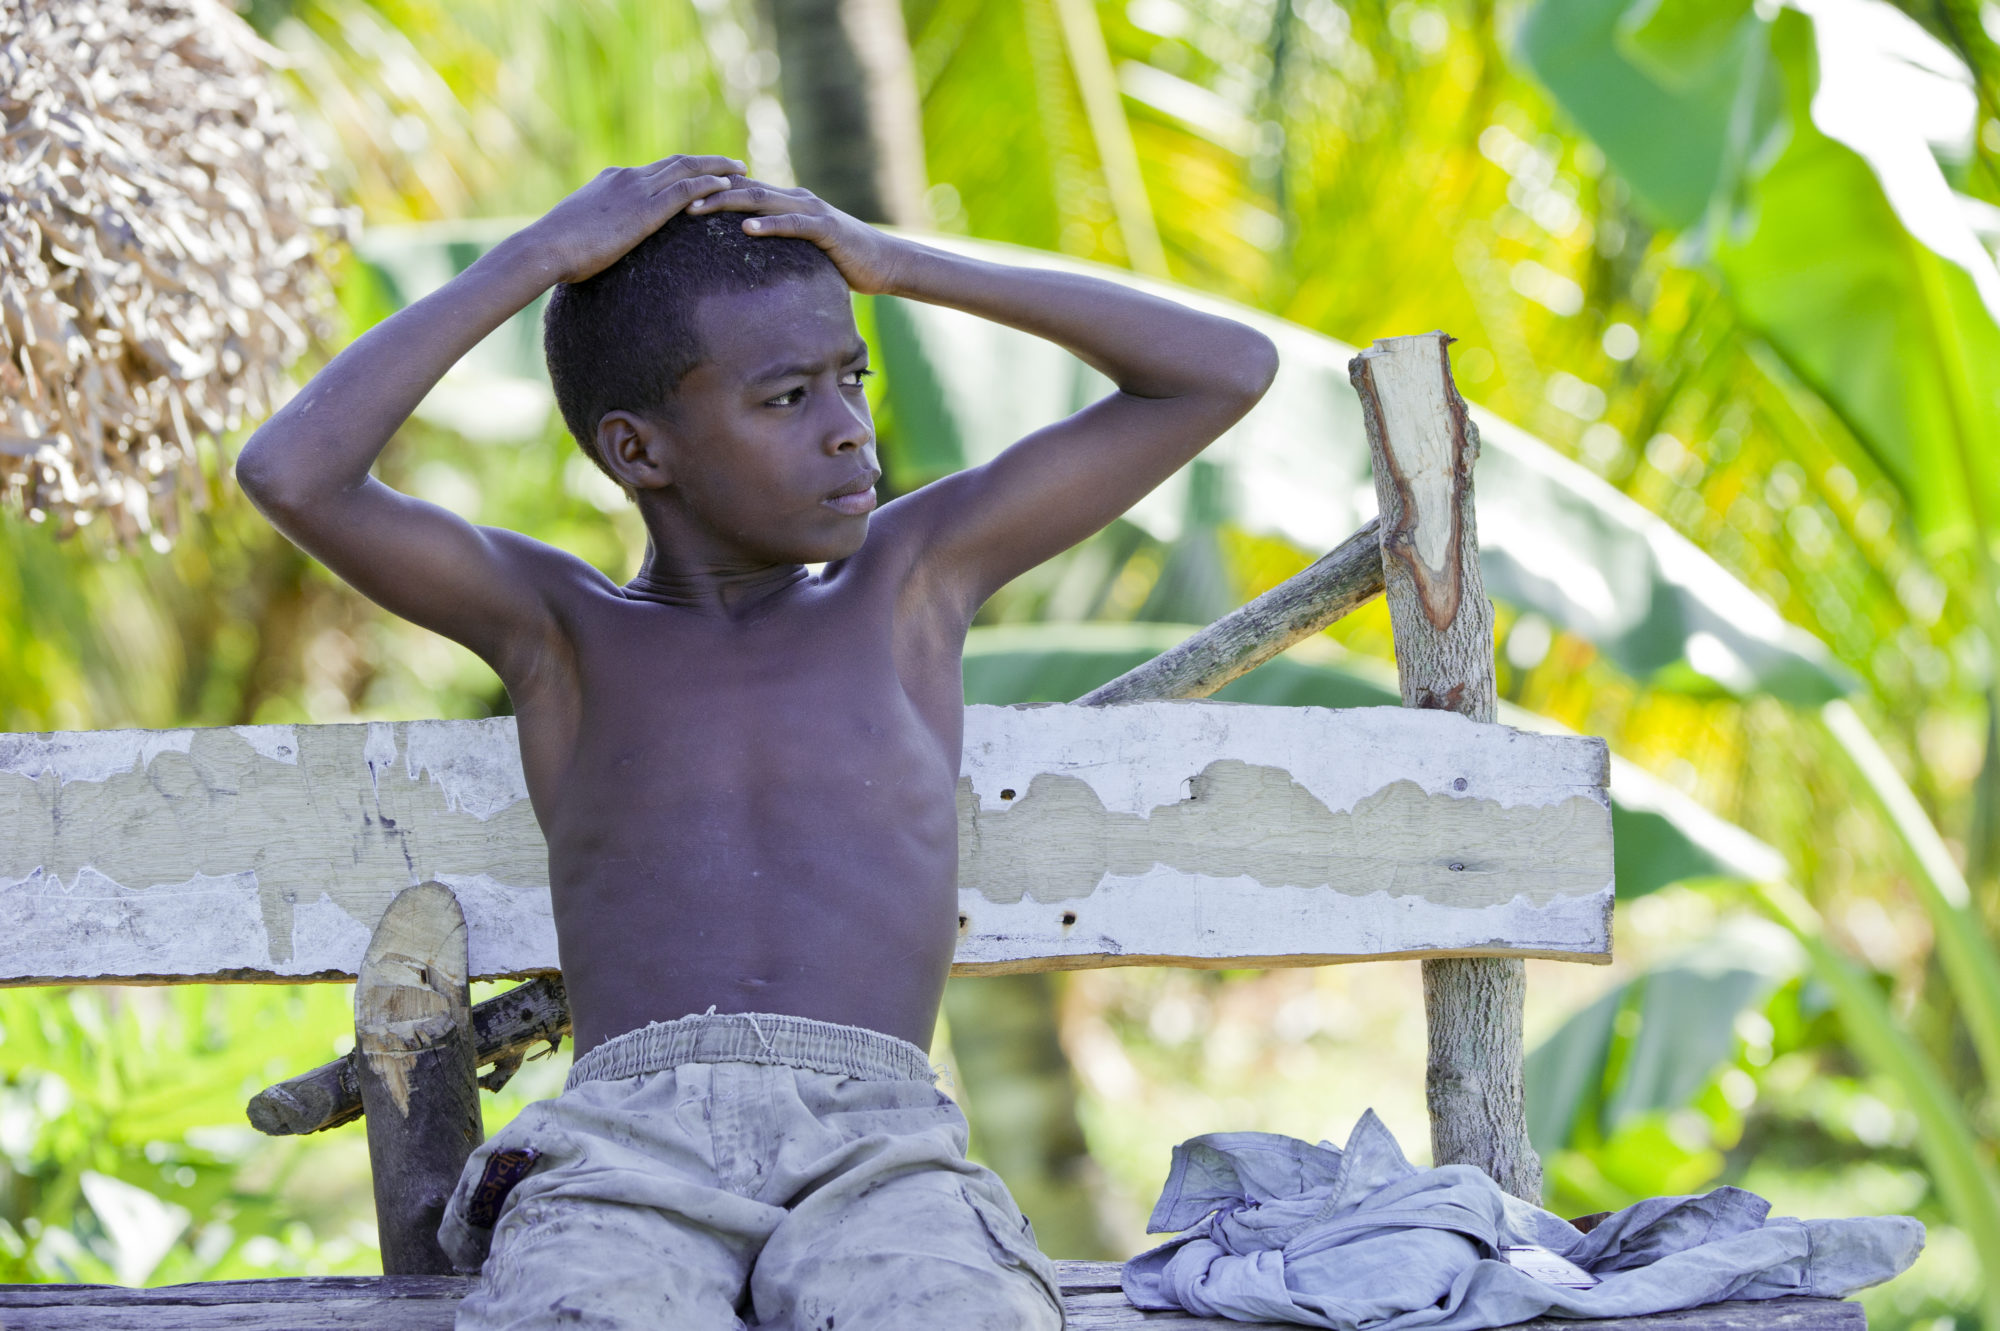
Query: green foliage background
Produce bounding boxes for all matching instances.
[4,0,1998,1323]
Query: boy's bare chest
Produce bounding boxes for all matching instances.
[513,578,966,839]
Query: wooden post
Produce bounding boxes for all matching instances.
[1350,331,1541,1202]
[249,975,567,1138]
[355,881,484,1275]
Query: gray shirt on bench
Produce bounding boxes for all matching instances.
[1122,1110,1921,1329]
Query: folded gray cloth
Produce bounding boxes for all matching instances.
[1122,1110,1923,1329]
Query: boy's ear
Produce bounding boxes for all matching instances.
[596,410,674,492]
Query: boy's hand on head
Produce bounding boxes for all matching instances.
[686,179,909,295]
[525,155,747,285]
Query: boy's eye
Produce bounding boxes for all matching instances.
[842,368,874,388]
[766,387,805,407]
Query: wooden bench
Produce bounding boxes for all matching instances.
[0,1270,1862,1330]
[0,334,1855,1328]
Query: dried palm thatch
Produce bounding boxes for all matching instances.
[1,0,352,543]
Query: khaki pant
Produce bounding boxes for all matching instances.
[441,1011,1066,1330]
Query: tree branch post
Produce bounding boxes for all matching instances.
[248,976,567,1138]
[354,881,485,1275]
[1350,331,1541,1202]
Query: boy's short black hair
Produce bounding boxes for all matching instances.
[543,211,840,480]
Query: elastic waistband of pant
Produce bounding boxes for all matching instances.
[565,1011,937,1091]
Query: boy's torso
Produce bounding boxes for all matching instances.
[497,516,968,1057]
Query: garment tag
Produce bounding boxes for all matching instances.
[1500,1245,1599,1288]
[465,1147,541,1229]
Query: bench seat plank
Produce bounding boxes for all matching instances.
[0,1274,1863,1331]
[0,703,1612,987]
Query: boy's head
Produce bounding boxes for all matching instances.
[545,211,841,473]
[543,210,878,563]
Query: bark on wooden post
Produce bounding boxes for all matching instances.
[1350,331,1541,1202]
[355,881,484,1275]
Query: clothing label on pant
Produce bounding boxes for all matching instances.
[466,1148,541,1229]
[1501,1245,1599,1288]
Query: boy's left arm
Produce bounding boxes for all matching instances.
[692,182,1279,610]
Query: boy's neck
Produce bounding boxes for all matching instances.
[625,539,810,616]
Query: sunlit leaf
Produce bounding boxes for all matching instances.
[1519,0,1773,227]
[1522,0,2000,546]
[1527,921,1799,1156]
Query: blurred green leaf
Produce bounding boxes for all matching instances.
[1528,985,1621,1153]
[871,294,969,487]
[1521,0,2000,549]
[1721,7,2000,549]
[1528,923,1798,1155]
[0,985,371,1284]
[1758,879,2000,1329]
[1820,701,2000,1110]
[1617,0,1757,88]
[1519,0,1773,226]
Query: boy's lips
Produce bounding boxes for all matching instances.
[823,475,878,516]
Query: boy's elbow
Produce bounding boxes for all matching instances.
[233,432,306,518]
[1221,325,1280,406]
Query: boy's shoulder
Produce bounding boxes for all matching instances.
[480,524,621,597]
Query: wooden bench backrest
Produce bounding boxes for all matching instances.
[0,702,1612,987]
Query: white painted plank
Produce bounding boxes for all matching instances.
[0,704,1612,985]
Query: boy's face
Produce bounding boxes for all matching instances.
[656,271,879,565]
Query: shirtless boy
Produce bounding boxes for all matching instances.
[237,153,1277,1330]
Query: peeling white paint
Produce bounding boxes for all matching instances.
[0,730,194,784]
[289,893,377,974]
[0,866,269,981]
[956,873,1611,968]
[404,719,529,821]
[363,723,398,789]
[229,725,300,766]
[433,872,562,976]
[963,703,1607,816]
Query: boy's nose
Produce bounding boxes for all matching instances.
[822,397,874,455]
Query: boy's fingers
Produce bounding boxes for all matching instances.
[721,174,807,195]
[688,184,790,212]
[688,185,828,218]
[741,213,833,241]
[657,174,732,205]
[642,153,745,178]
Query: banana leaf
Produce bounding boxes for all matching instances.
[1525,920,1800,1154]
[1519,0,2000,549]
[963,621,1786,899]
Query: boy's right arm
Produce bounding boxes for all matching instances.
[234,155,742,679]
